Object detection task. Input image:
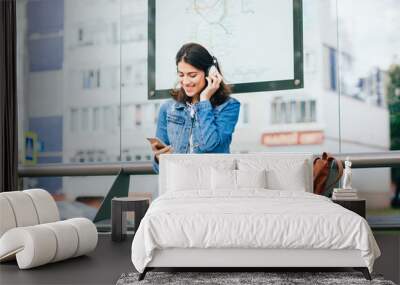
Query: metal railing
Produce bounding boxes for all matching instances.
[18,161,154,177]
[17,151,400,177]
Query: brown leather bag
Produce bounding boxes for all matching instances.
[313,152,344,195]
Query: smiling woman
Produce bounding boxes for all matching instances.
[150,43,241,173]
[172,43,232,106]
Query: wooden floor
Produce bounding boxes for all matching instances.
[0,234,134,285]
[1,232,399,285]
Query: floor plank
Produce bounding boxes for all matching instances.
[0,234,134,285]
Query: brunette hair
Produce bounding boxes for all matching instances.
[171,43,231,107]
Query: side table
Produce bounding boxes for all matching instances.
[332,199,366,218]
[111,197,150,242]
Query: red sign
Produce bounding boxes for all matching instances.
[261,131,324,146]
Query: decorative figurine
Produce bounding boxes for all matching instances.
[342,157,352,189]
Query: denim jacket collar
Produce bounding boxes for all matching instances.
[173,101,186,110]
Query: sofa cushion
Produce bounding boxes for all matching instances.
[0,226,57,269]
[0,192,39,227]
[0,218,97,269]
[42,221,79,262]
[0,196,17,237]
[23,189,60,223]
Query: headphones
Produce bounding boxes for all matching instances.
[206,56,219,76]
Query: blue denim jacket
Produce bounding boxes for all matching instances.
[152,97,240,173]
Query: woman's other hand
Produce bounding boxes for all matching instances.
[152,143,173,163]
[200,72,223,101]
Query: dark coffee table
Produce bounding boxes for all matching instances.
[111,197,150,242]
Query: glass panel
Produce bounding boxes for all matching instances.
[233,0,340,153]
[337,0,400,224]
[16,0,122,220]
[120,0,160,198]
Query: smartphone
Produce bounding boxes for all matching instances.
[146,137,167,150]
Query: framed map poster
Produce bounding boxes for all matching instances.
[148,0,303,99]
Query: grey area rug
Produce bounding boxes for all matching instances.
[116,272,396,285]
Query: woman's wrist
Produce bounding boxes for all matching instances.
[200,93,210,101]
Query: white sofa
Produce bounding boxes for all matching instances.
[0,189,98,269]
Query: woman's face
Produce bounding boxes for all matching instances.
[177,60,206,97]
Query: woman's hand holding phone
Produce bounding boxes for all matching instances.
[153,144,173,163]
[147,138,173,163]
[200,65,223,101]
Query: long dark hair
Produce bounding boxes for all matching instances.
[171,43,231,107]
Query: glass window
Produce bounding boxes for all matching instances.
[103,106,114,132]
[271,102,278,124]
[295,101,305,123]
[142,104,153,127]
[92,107,101,131]
[81,108,89,131]
[290,100,297,123]
[310,100,316,122]
[70,108,79,133]
[135,104,142,127]
[328,46,337,92]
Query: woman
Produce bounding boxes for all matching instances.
[152,42,240,173]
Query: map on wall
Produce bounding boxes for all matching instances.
[148,0,303,98]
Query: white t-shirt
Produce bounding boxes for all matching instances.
[186,102,196,153]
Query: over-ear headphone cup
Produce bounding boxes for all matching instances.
[207,65,218,77]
